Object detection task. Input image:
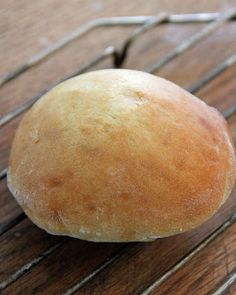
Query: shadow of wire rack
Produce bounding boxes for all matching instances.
[0,9,236,294]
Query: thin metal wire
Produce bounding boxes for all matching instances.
[167,13,236,23]
[146,8,236,73]
[0,17,140,88]
[188,52,236,93]
[0,167,7,181]
[187,51,236,120]
[114,13,167,67]
[0,12,235,88]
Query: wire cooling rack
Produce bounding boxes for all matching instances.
[0,9,236,294]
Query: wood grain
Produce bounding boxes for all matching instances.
[2,240,125,295]
[150,222,236,295]
[0,219,61,282]
[0,0,236,294]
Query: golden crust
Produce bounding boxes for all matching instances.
[7,69,236,242]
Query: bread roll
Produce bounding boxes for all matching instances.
[7,69,236,242]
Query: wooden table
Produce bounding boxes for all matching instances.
[1,1,236,294]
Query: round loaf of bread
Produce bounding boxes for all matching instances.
[7,69,236,242]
